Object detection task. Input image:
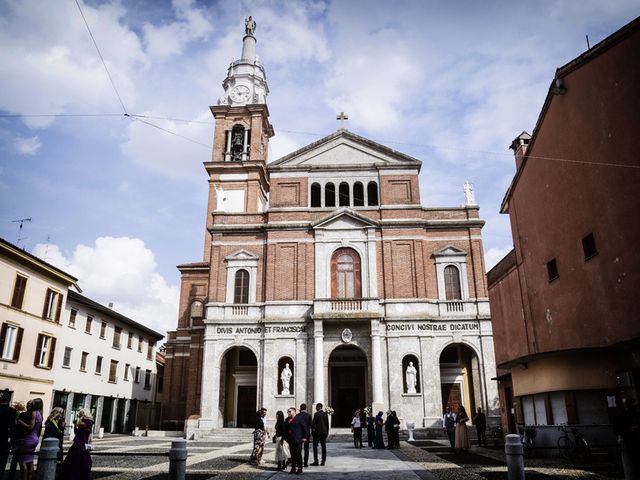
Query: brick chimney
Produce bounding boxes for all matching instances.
[509,131,531,170]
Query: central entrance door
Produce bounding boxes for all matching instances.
[329,345,368,427]
[221,347,257,427]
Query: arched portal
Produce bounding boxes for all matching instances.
[439,343,482,416]
[328,345,368,427]
[220,346,258,427]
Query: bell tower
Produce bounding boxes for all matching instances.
[204,16,274,225]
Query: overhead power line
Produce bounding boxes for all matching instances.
[75,0,128,115]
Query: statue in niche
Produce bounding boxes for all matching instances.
[280,363,292,395]
[406,361,418,394]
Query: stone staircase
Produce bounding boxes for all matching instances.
[327,427,451,443]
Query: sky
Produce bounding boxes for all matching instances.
[0,0,637,337]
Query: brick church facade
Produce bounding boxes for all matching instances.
[163,21,498,431]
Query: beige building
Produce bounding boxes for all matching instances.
[0,237,77,412]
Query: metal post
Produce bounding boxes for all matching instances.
[168,439,187,480]
[505,434,525,480]
[36,438,59,480]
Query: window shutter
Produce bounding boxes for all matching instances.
[331,255,337,298]
[48,337,57,368]
[42,290,51,319]
[34,334,43,366]
[354,255,362,297]
[11,276,27,309]
[0,323,6,356]
[55,294,63,323]
[13,328,24,362]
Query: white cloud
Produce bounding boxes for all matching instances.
[484,246,514,272]
[14,136,41,155]
[32,237,178,337]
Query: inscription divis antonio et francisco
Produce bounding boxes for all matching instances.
[214,322,479,336]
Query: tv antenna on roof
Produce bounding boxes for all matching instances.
[12,217,31,246]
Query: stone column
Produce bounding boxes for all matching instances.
[371,319,383,404]
[199,327,219,428]
[313,320,324,404]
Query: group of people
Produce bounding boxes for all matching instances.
[250,402,330,474]
[352,409,400,449]
[443,405,486,452]
[0,395,94,480]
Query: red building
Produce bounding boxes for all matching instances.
[487,16,640,446]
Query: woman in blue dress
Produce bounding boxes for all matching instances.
[16,398,43,480]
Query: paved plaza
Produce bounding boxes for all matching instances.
[11,434,623,480]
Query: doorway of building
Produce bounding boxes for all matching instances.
[329,345,368,427]
[439,343,482,415]
[220,346,258,427]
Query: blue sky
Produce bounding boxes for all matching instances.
[0,0,637,335]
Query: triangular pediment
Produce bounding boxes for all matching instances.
[433,245,468,257]
[313,208,378,230]
[225,249,259,261]
[269,130,421,171]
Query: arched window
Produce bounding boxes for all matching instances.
[339,182,350,206]
[278,357,294,395]
[331,248,361,298]
[444,265,462,300]
[353,182,364,206]
[367,181,379,206]
[310,183,321,207]
[402,355,420,393]
[325,182,336,207]
[234,269,250,304]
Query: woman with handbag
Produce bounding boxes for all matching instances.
[273,410,290,470]
[249,407,268,465]
[61,409,94,479]
[16,398,43,480]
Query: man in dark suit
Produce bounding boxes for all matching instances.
[0,391,16,480]
[310,403,329,466]
[285,407,310,474]
[298,403,312,467]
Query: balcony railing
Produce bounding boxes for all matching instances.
[446,301,464,313]
[231,305,249,316]
[331,299,363,311]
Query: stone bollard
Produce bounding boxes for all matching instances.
[168,439,188,480]
[36,438,59,480]
[505,434,525,480]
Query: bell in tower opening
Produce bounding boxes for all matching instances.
[225,124,251,162]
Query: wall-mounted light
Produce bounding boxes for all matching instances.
[551,78,566,95]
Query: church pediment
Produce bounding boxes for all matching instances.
[313,208,378,230]
[225,249,260,261]
[433,245,468,257]
[269,130,421,171]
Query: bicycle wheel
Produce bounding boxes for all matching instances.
[557,436,572,460]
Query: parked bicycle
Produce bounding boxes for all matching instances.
[557,425,590,461]
[521,426,537,455]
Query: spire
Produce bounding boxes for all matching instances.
[217,16,269,107]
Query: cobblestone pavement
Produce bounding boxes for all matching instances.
[27,435,623,480]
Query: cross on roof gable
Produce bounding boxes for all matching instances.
[269,130,421,171]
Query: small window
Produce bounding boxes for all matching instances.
[62,347,72,368]
[444,266,462,300]
[124,363,130,381]
[95,356,103,374]
[135,366,141,383]
[80,352,88,372]
[138,336,143,353]
[582,233,598,260]
[34,334,56,368]
[100,321,107,339]
[11,275,28,309]
[109,360,118,383]
[234,269,250,304]
[325,183,336,207]
[339,182,350,206]
[353,182,364,206]
[113,327,122,349]
[127,332,133,349]
[42,289,61,322]
[85,316,93,334]
[144,369,152,390]
[69,309,77,328]
[367,181,379,206]
[310,183,321,207]
[0,323,24,362]
[147,342,154,361]
[547,258,559,282]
